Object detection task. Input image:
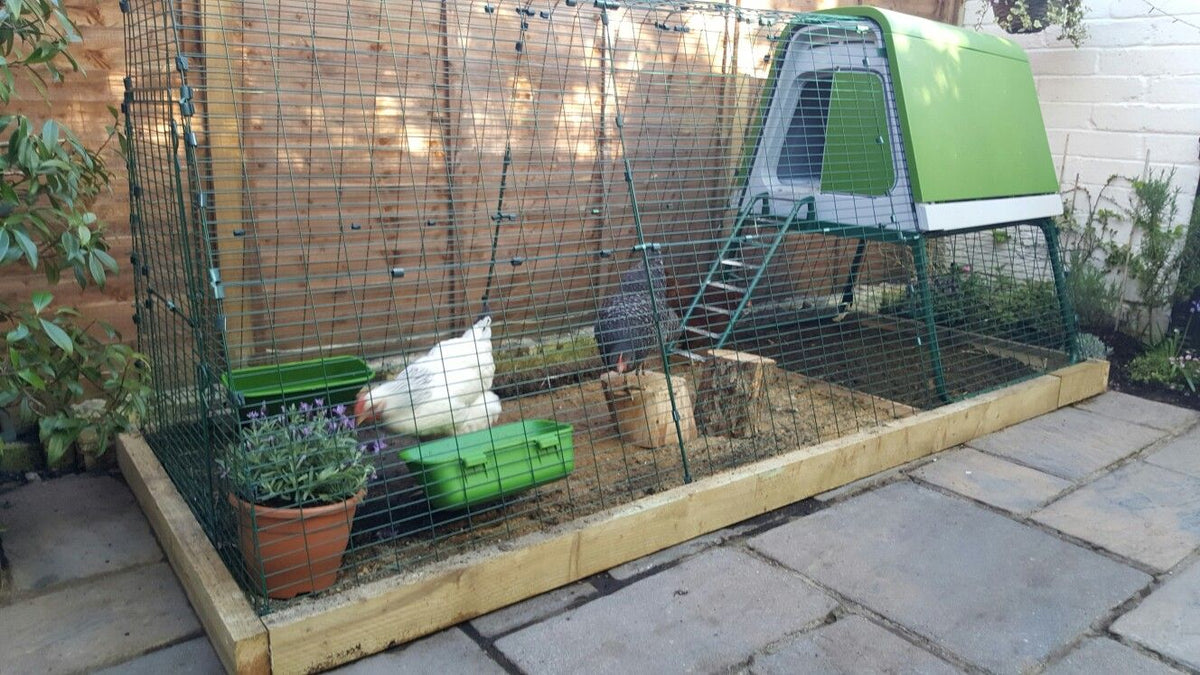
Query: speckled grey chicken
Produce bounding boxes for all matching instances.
[595,254,681,373]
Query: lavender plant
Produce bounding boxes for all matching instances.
[219,400,382,508]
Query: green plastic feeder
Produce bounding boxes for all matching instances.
[221,355,373,416]
[399,420,574,511]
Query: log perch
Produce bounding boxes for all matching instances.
[695,349,776,438]
[600,370,697,449]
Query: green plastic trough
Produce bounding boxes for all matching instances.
[221,355,373,416]
[399,420,575,511]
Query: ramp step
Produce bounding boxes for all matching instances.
[684,325,721,339]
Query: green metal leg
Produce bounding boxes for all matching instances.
[1039,218,1080,362]
[911,238,951,403]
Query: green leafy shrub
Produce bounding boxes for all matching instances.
[1059,178,1123,331]
[1128,301,1200,392]
[0,0,149,467]
[218,402,380,507]
[1096,170,1189,341]
[1128,333,1198,393]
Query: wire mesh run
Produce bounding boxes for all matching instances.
[122,0,1076,611]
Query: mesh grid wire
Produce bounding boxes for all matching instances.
[122,0,1076,611]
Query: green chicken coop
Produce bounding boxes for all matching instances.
[679,6,1077,401]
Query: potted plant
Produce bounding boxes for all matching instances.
[988,0,1088,46]
[219,400,382,599]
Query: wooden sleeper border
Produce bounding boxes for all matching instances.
[117,360,1108,674]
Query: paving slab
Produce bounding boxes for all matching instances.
[1113,560,1200,671]
[1033,461,1200,572]
[968,406,1165,480]
[748,482,1150,674]
[1043,637,1184,675]
[0,562,202,675]
[494,547,837,674]
[745,614,962,675]
[1145,426,1200,479]
[1,474,162,593]
[470,581,598,638]
[94,637,223,675]
[330,628,506,674]
[607,524,751,581]
[911,447,1072,515]
[1075,392,1199,433]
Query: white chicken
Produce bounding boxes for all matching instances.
[355,315,498,439]
[451,390,502,435]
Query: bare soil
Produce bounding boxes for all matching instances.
[253,314,1054,611]
[270,360,912,611]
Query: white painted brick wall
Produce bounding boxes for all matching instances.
[963,0,1200,278]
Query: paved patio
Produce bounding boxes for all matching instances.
[1,391,1198,673]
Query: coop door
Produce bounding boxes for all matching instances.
[777,71,894,197]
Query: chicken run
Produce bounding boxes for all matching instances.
[122,0,1078,609]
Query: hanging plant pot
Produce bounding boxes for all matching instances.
[230,490,364,599]
[991,0,1049,34]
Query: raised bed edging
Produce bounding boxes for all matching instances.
[118,359,1109,675]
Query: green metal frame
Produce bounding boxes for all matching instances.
[681,208,1078,404]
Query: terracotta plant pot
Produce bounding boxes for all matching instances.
[230,490,364,599]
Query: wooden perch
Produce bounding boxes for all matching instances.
[600,371,697,449]
[695,349,776,438]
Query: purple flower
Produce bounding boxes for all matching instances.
[314,398,325,408]
[1191,299,1200,314]
[334,403,347,417]
[365,438,386,454]
[248,411,260,420]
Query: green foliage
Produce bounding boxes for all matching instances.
[1129,302,1200,392]
[1059,178,1123,331]
[1066,262,1120,331]
[0,0,84,102]
[1106,170,1188,340]
[0,0,149,468]
[1060,171,1190,340]
[218,402,379,508]
[1128,333,1199,393]
[983,0,1088,47]
[494,333,598,377]
[879,264,1064,346]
